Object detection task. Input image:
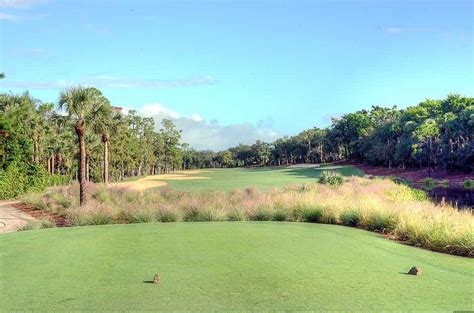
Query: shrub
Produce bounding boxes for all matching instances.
[20,192,48,211]
[128,210,155,223]
[421,178,436,190]
[340,210,362,227]
[50,191,73,210]
[17,221,37,232]
[39,219,55,229]
[157,210,179,223]
[321,208,338,224]
[319,171,344,187]
[48,174,72,187]
[69,207,114,226]
[183,206,224,222]
[366,211,399,233]
[0,162,71,200]
[25,163,51,193]
[272,210,288,221]
[0,163,27,199]
[390,177,410,186]
[297,206,323,223]
[86,212,114,225]
[227,209,246,221]
[248,208,273,221]
[464,179,474,190]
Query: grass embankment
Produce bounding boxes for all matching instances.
[0,223,472,311]
[21,176,473,256]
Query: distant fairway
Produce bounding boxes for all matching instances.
[145,164,364,191]
[1,223,472,311]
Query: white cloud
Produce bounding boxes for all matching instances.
[0,11,50,22]
[142,103,181,119]
[82,23,111,35]
[8,47,48,57]
[137,103,282,151]
[0,12,20,20]
[190,113,204,122]
[0,0,46,9]
[386,27,434,34]
[0,75,217,90]
[386,27,402,33]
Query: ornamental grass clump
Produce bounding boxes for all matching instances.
[319,171,344,186]
[340,209,362,227]
[156,209,179,223]
[248,207,273,221]
[296,205,323,223]
[227,208,247,221]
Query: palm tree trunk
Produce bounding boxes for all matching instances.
[320,144,324,163]
[86,158,90,182]
[51,155,55,174]
[102,133,109,184]
[33,135,39,163]
[33,140,39,163]
[75,123,87,206]
[56,153,62,175]
[307,139,311,163]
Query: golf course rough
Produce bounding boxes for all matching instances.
[0,222,472,311]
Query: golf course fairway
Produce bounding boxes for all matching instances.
[1,222,472,311]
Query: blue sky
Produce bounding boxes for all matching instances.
[0,0,473,150]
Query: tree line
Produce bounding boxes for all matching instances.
[183,94,473,173]
[0,86,472,202]
[0,87,182,203]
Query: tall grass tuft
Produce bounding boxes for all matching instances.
[296,206,323,223]
[319,171,344,186]
[340,209,362,227]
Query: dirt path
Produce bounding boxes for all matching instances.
[0,200,36,233]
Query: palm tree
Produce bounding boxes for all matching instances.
[59,86,109,206]
[50,112,70,174]
[92,102,113,185]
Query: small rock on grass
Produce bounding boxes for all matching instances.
[153,274,161,284]
[408,266,422,276]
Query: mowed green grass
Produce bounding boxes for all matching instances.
[1,223,472,311]
[156,164,364,191]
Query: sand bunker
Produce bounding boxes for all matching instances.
[112,170,211,191]
[174,169,211,175]
[114,179,168,191]
[286,164,321,169]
